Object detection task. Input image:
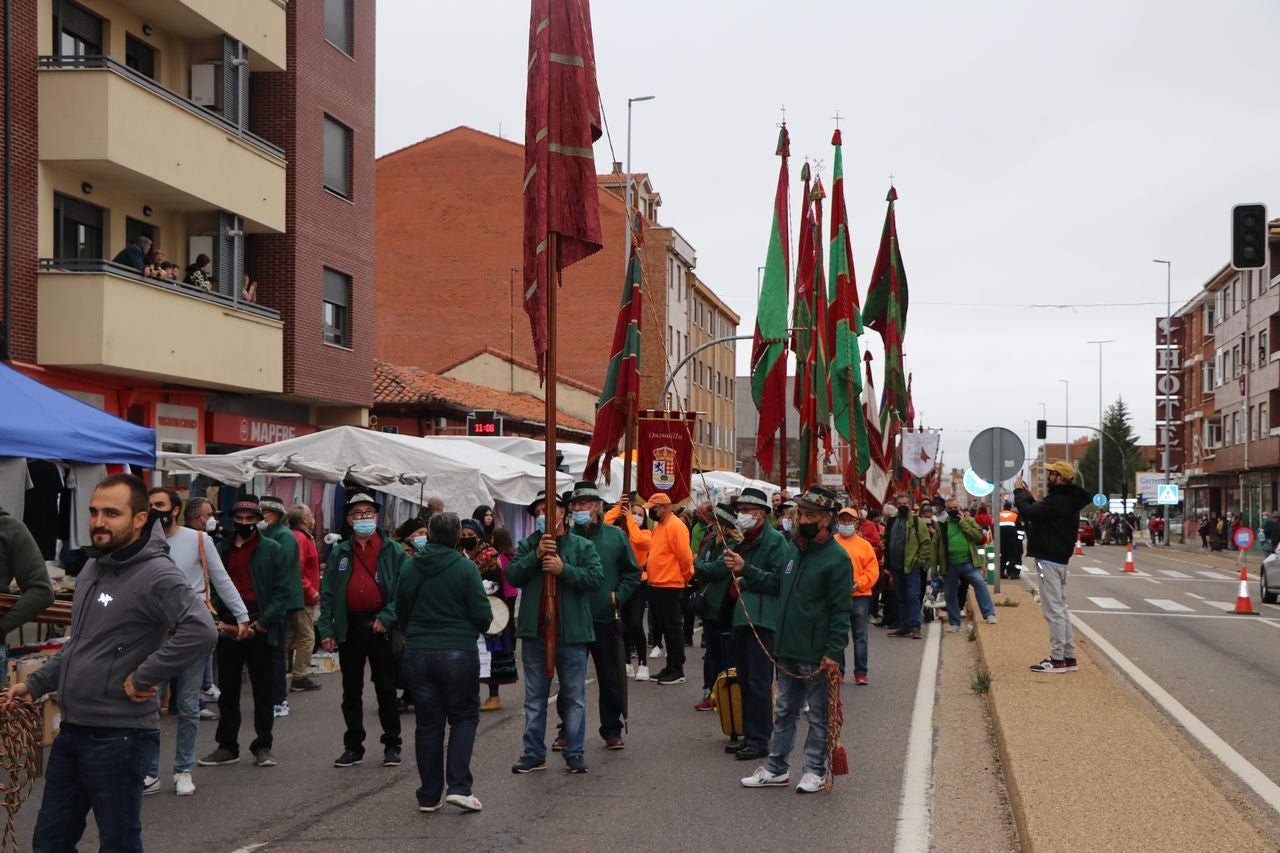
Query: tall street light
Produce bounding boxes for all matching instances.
[1153,259,1172,486]
[1058,379,1070,464]
[624,95,656,263]
[1087,339,1114,496]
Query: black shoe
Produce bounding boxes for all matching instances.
[511,755,547,774]
[656,670,686,685]
[383,749,402,767]
[735,746,769,761]
[196,747,239,766]
[565,754,589,774]
[333,750,364,768]
[724,742,744,754]
[290,676,322,692]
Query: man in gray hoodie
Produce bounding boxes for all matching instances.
[2,474,215,852]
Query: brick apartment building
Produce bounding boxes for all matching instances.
[0,0,374,457]
[374,127,740,468]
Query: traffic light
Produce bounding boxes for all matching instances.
[1232,203,1268,270]
[1036,419,1047,440]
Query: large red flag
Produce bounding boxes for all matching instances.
[750,127,791,477]
[522,0,604,382]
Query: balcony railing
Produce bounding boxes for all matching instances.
[39,258,280,321]
[38,55,285,161]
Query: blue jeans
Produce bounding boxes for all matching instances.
[840,597,872,676]
[144,655,205,776]
[700,619,735,692]
[402,648,480,806]
[732,626,775,751]
[520,638,588,761]
[33,724,159,853]
[894,568,923,631]
[202,652,214,692]
[944,561,995,626]
[764,659,829,778]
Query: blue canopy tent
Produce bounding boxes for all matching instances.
[0,363,156,468]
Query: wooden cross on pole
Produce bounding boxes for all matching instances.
[831,110,843,129]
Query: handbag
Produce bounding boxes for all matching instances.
[197,532,219,616]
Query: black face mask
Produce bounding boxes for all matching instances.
[233,522,258,540]
[459,538,477,551]
[153,510,173,528]
[648,508,662,523]
[948,509,961,519]
[798,522,820,540]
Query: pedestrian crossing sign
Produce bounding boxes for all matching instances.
[1155,484,1180,505]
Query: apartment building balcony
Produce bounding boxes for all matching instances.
[37,260,283,393]
[117,0,287,71]
[39,56,285,232]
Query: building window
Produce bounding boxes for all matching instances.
[323,267,351,347]
[1204,418,1221,450]
[324,0,353,55]
[54,0,102,58]
[323,116,353,198]
[125,34,155,79]
[53,193,103,259]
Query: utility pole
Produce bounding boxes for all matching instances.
[1087,340,1113,495]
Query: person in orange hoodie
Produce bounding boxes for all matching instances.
[835,506,880,685]
[643,493,694,685]
[604,494,654,680]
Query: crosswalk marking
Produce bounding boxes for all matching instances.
[1146,598,1194,612]
[1158,569,1191,579]
[1087,597,1130,610]
[1080,566,1109,575]
[1198,571,1225,580]
[1185,592,1205,600]
[1205,601,1234,611]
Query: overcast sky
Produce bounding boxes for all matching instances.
[376,0,1280,476]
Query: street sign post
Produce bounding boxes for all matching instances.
[1155,483,1180,505]
[1092,493,1107,508]
[1235,527,1255,551]
[970,427,1026,596]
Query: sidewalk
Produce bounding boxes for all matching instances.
[971,582,1268,852]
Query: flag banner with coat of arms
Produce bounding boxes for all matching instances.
[636,410,695,505]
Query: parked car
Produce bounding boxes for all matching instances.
[1077,518,1096,546]
[1261,551,1280,604]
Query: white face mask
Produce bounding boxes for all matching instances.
[204,516,218,533]
[781,517,792,532]
[736,513,756,530]
[859,509,868,519]
[256,520,268,531]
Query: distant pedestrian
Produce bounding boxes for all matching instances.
[1014,461,1091,674]
[287,503,324,694]
[259,496,303,718]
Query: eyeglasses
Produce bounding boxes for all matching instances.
[349,510,377,520]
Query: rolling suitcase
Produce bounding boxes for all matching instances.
[712,667,744,739]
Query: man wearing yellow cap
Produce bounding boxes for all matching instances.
[1014,461,1091,674]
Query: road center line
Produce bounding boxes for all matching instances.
[893,619,941,853]
[1071,614,1280,814]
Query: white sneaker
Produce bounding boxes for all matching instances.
[445,793,483,812]
[634,665,650,682]
[198,707,218,720]
[625,663,635,678]
[173,772,195,796]
[273,702,290,718]
[946,625,962,633]
[741,766,789,788]
[142,775,160,795]
[984,614,998,624]
[200,685,221,702]
[648,646,663,659]
[796,772,824,794]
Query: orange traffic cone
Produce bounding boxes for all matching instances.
[1124,542,1135,573]
[1232,565,1258,615]
[1074,538,1083,556]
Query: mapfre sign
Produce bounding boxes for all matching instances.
[206,412,318,447]
[1155,317,1184,472]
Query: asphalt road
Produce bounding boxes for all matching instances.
[15,623,932,852]
[1051,543,1280,792]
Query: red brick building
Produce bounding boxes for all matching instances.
[0,0,373,456]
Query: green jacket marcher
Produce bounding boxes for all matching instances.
[317,534,405,645]
[571,521,641,622]
[693,530,743,625]
[900,514,934,574]
[395,544,491,651]
[721,522,788,632]
[931,515,986,575]
[742,531,852,665]
[262,520,304,611]
[0,512,54,636]
[507,529,603,645]
[214,533,292,648]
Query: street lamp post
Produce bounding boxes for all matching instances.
[1087,339,1113,496]
[624,95,656,264]
[1153,259,1172,487]
[1058,379,1070,464]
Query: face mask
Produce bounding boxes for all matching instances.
[204,516,218,533]
[648,508,662,522]
[352,519,377,537]
[948,509,961,520]
[535,515,546,534]
[571,510,592,526]
[459,537,477,551]
[837,523,857,537]
[883,505,898,519]
[233,522,257,540]
[736,513,756,530]
[411,535,428,551]
[797,522,820,540]
[859,509,868,519]
[256,520,268,531]
[155,511,173,528]
[780,517,793,532]
[924,516,936,525]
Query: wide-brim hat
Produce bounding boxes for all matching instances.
[714,503,738,527]
[259,496,287,517]
[231,496,263,520]
[793,484,840,513]
[527,489,567,515]
[733,487,771,511]
[344,492,380,512]
[570,480,602,502]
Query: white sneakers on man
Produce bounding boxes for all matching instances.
[796,773,824,794]
[634,665,650,681]
[445,793,483,812]
[142,775,159,795]
[648,646,663,659]
[740,767,789,787]
[174,772,195,796]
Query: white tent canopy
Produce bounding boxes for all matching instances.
[434,436,632,503]
[158,426,571,513]
[692,471,782,506]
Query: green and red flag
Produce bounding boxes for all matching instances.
[582,214,644,483]
[827,129,869,483]
[863,186,910,426]
[749,127,791,478]
[809,177,833,481]
[791,164,816,486]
